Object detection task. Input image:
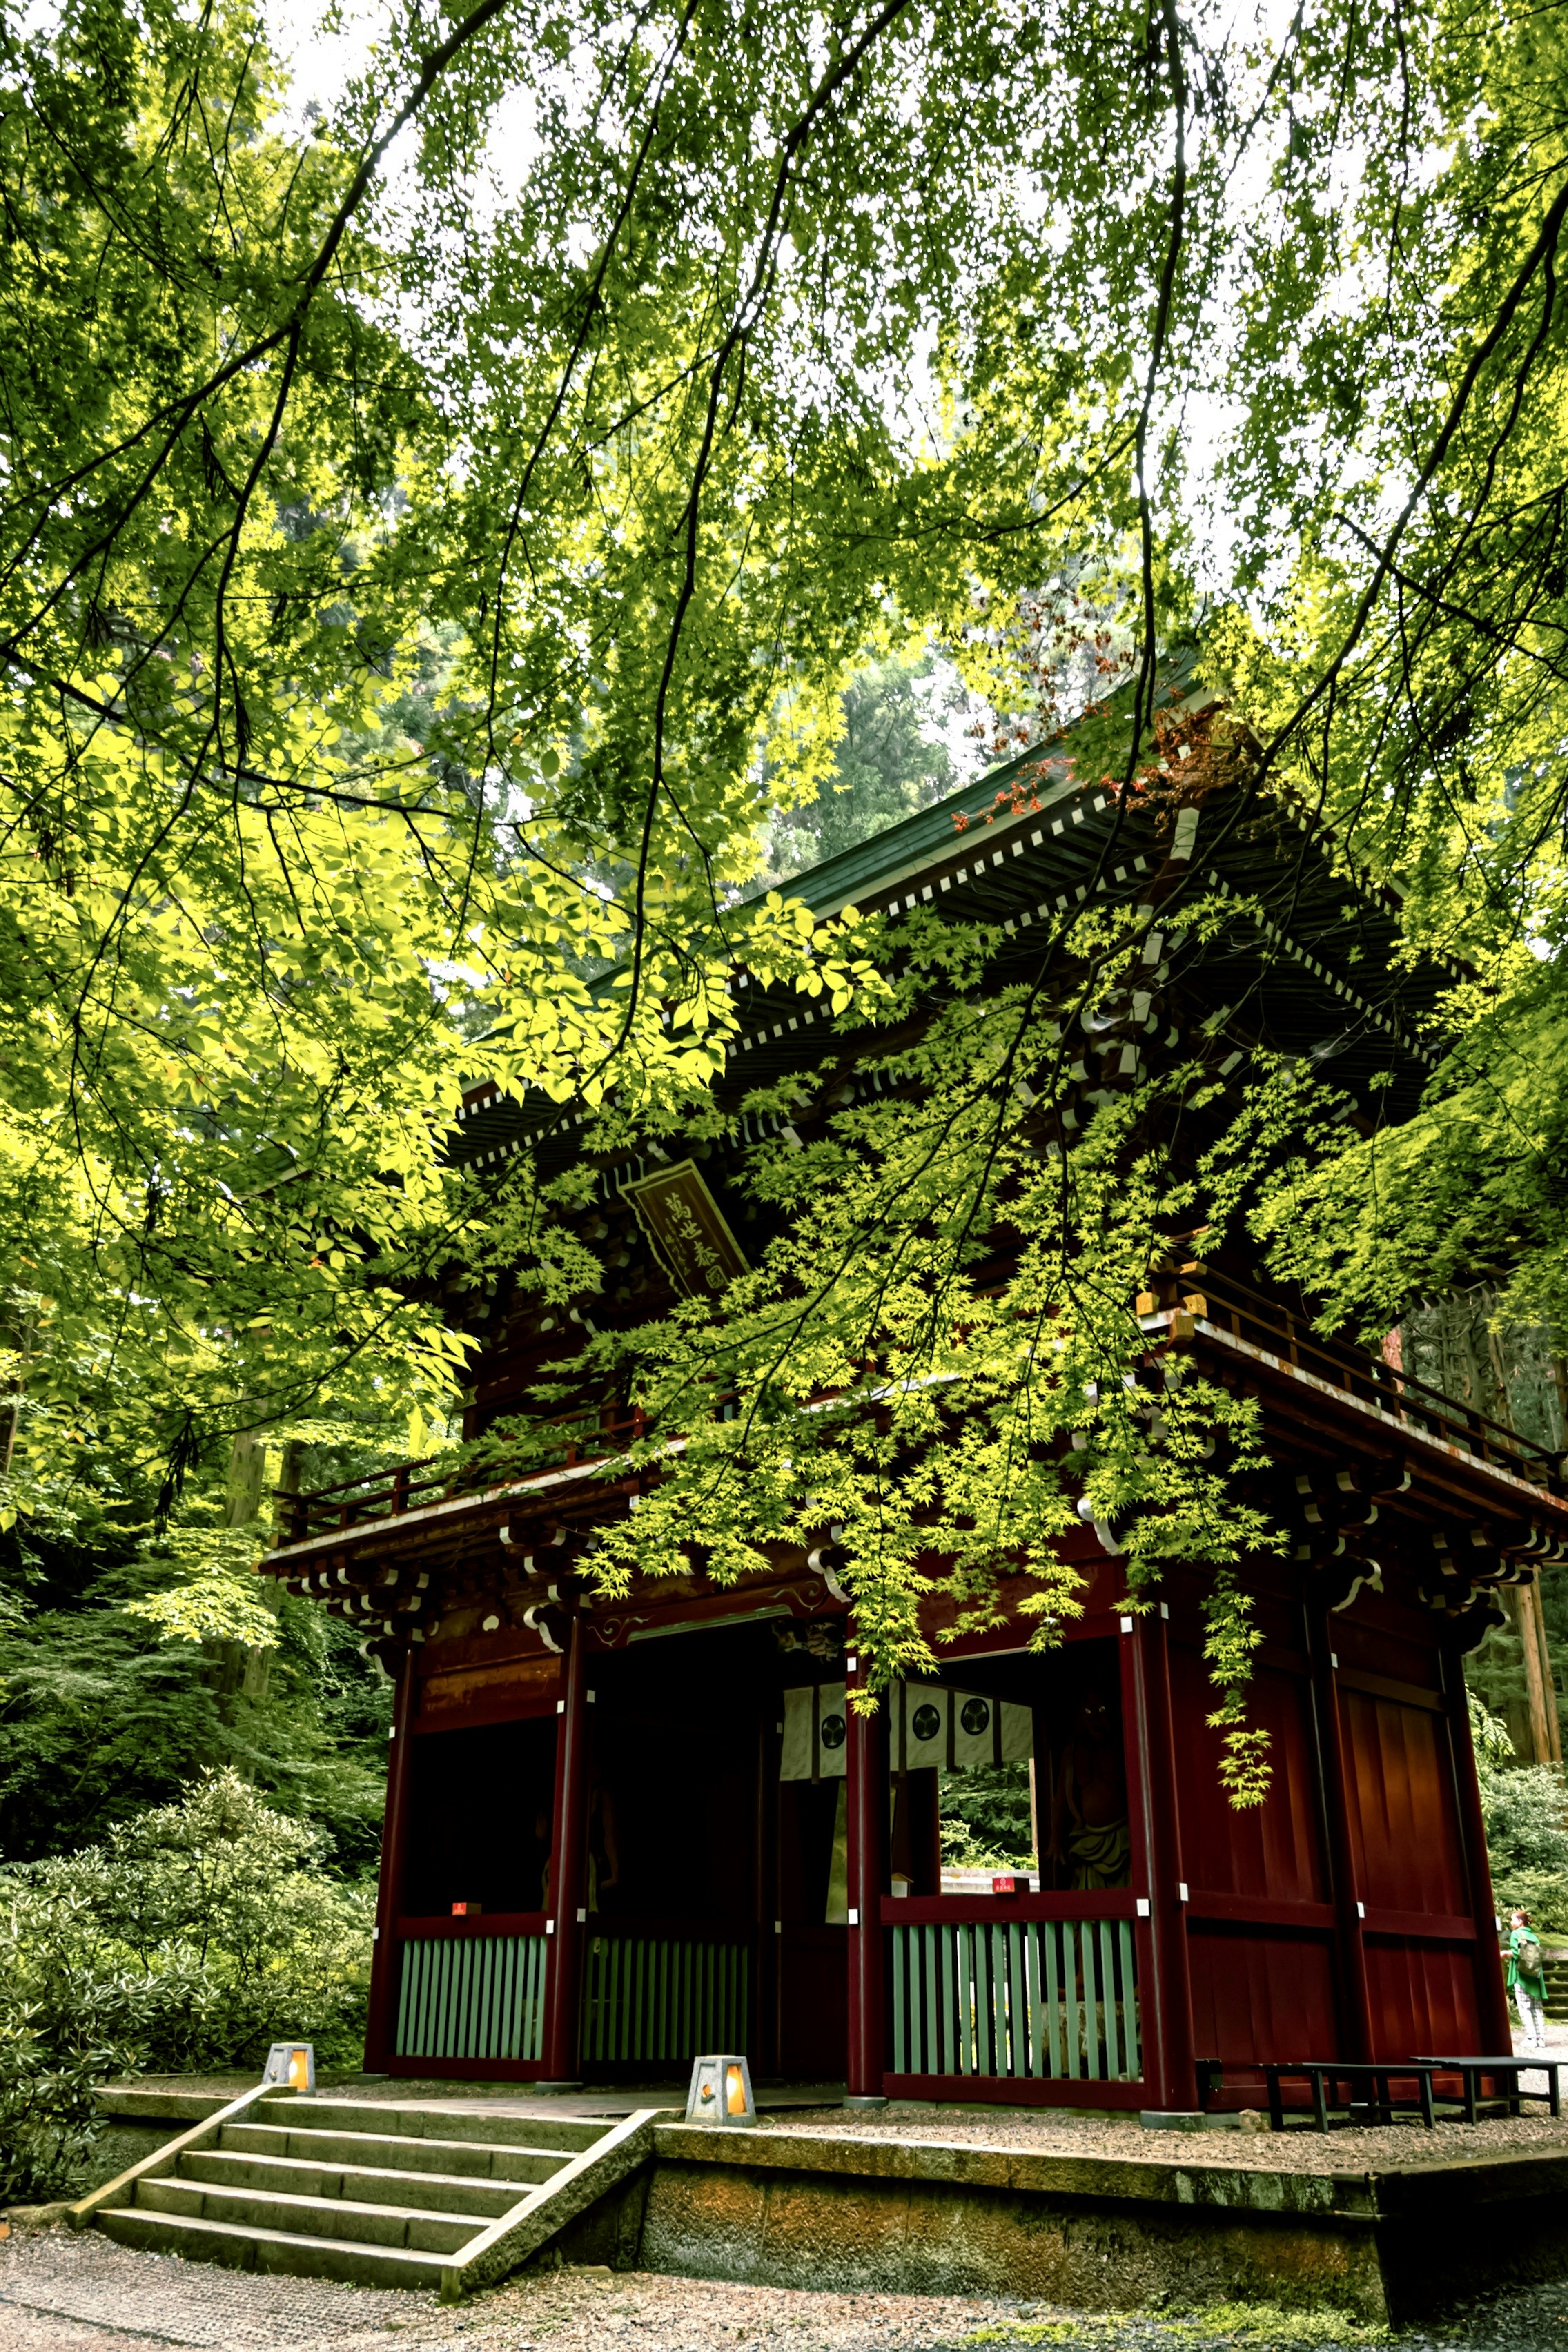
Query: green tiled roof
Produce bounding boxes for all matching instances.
[757,742,1075,917]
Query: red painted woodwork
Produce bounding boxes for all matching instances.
[1340,1685,1470,1918]
[845,1666,887,2098]
[1185,1922,1342,2071]
[1169,1649,1329,1906]
[1443,1649,1513,2053]
[540,1615,589,2080]
[393,1911,548,1937]
[880,1890,1140,1925]
[1125,1612,1198,2111]
[363,1653,417,2071]
[1363,1935,1485,2059]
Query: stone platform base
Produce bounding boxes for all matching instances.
[564,2126,1568,2325]
[74,2089,1568,2321]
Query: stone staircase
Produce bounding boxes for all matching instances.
[86,2093,626,2291]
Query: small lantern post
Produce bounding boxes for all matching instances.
[685,2053,757,2127]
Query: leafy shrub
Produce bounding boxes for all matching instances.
[940,1762,1035,1868]
[0,1997,138,2205]
[0,1771,374,2197]
[1477,1755,1568,1931]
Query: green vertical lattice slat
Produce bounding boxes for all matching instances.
[394,1943,414,2056]
[446,1939,462,2060]
[409,1940,430,2056]
[938,1922,955,2074]
[421,1940,440,2055]
[628,1937,642,2062]
[403,1941,423,2057]
[607,1936,621,2062]
[652,1938,667,2062]
[891,1929,908,2072]
[635,1936,648,2061]
[1098,1918,1118,2080]
[431,1938,450,2058]
[1066,1922,1083,2081]
[402,1941,420,2056]
[922,1925,938,2077]
[454,1938,471,2060]
[623,1936,637,2063]
[639,1936,653,2062]
[993,1924,1010,2077]
[425,1940,439,2055]
[663,1939,677,2062]
[1006,1923,1025,2078]
[471,1938,488,2060]
[1081,1918,1101,2079]
[500,1938,517,2062]
[972,1923,990,2076]
[1025,1924,1043,2078]
[1044,1923,1063,2080]
[1121,1919,1140,2081]
[479,1938,495,2059]
[646,1937,657,2061]
[477,1937,492,2060]
[457,1939,475,2059]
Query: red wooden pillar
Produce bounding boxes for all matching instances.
[1303,1595,1374,2060]
[755,1711,779,2077]
[540,1614,589,2085]
[1443,1638,1513,2053]
[1124,1606,1198,2112]
[364,1646,417,2070]
[844,1646,887,2102]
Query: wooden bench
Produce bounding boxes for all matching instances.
[1263,2056,1561,2131]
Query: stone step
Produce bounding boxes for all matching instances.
[219,2119,558,2181]
[178,2146,535,2216]
[287,2098,602,2153]
[130,2176,489,2256]
[97,2204,454,2289]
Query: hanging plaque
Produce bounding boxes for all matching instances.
[621,1159,748,1298]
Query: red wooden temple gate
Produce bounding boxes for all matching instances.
[257,740,1564,2108]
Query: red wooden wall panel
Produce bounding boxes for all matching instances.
[1340,1689,1468,1917]
[1186,1923,1341,2065]
[1363,1936,1484,2060]
[1171,1648,1328,1904]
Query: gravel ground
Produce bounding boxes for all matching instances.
[7,2228,1568,2352]
[758,2090,1568,2173]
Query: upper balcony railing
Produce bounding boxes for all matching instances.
[274,1403,649,1547]
[1178,1267,1564,1494]
[273,1276,1564,1548]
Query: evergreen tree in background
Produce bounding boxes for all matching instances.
[762,656,960,878]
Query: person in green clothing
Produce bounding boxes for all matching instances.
[1508,1907,1548,2049]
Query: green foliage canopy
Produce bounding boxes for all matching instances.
[6,0,1568,1791]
